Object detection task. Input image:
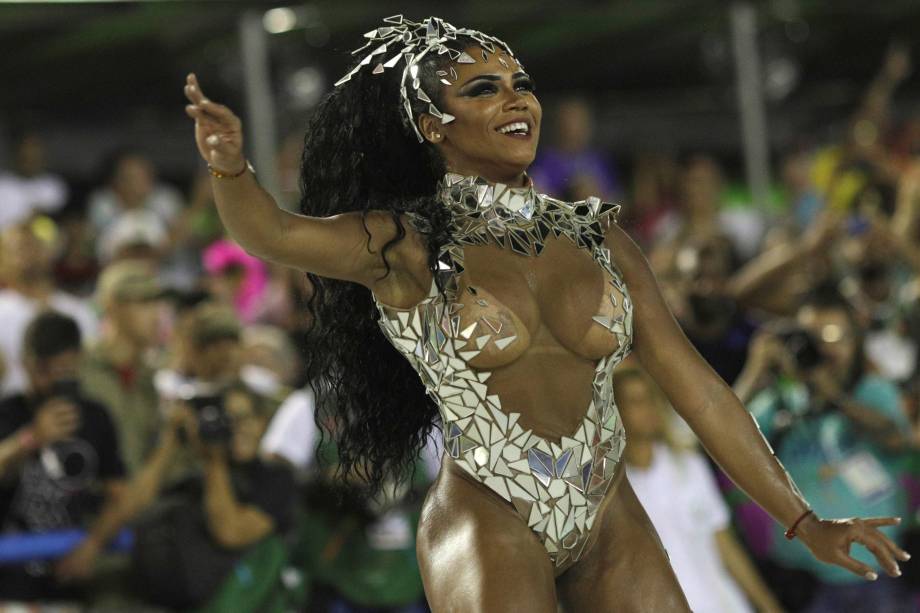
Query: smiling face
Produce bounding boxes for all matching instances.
[418,46,542,185]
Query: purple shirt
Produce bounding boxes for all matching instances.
[529,148,620,201]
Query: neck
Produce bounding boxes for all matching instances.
[624,438,655,469]
[101,331,144,367]
[446,165,528,187]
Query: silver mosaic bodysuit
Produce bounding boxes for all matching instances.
[373,173,633,569]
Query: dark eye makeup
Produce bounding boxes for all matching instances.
[461,76,536,97]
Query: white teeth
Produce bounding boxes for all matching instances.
[497,121,529,135]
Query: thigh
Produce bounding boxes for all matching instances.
[417,463,557,613]
[557,475,691,613]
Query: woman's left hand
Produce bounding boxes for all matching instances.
[797,514,910,580]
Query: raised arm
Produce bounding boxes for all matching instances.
[183,74,427,300]
[606,224,909,581]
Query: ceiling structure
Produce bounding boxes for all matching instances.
[0,0,918,175]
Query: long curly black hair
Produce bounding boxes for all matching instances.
[299,33,490,496]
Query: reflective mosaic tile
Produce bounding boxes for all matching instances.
[373,174,632,568]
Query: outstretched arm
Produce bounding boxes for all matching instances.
[182,74,427,302]
[606,224,909,580]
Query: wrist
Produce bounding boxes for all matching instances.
[18,427,39,452]
[208,159,252,179]
[786,508,819,541]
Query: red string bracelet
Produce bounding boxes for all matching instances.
[785,509,815,540]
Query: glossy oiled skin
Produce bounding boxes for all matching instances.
[456,239,621,434]
[382,220,691,611]
[186,28,909,612]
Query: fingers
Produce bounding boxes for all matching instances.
[832,549,878,581]
[184,73,206,104]
[881,534,912,562]
[862,516,902,528]
[857,530,902,577]
[183,75,238,124]
[864,520,912,562]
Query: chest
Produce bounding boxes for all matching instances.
[449,237,631,368]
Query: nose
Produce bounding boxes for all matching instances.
[500,83,529,112]
[502,93,529,112]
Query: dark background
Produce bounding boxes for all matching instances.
[1,0,918,184]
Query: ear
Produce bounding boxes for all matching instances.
[418,113,445,145]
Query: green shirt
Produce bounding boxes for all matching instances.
[748,375,908,584]
[292,440,430,607]
[80,343,162,474]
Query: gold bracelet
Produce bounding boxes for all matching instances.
[208,160,253,179]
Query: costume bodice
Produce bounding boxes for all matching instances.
[372,173,633,568]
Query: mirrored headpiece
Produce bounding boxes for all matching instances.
[334,15,517,143]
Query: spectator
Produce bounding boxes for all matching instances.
[64,382,295,609]
[97,210,169,265]
[615,366,783,613]
[653,154,765,261]
[627,151,680,248]
[53,208,101,296]
[155,301,244,402]
[781,148,823,231]
[240,324,298,400]
[529,97,621,201]
[80,260,166,474]
[729,209,843,317]
[153,300,247,486]
[86,150,182,261]
[734,284,912,612]
[202,239,269,325]
[0,222,98,395]
[0,311,125,602]
[670,235,757,385]
[0,132,68,230]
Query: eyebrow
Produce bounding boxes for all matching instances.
[458,71,530,89]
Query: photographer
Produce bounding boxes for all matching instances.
[734,284,912,612]
[62,380,295,609]
[0,311,126,602]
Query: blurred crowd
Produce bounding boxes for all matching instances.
[0,44,918,613]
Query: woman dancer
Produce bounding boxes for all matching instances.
[183,16,909,611]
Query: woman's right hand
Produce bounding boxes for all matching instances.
[183,73,246,176]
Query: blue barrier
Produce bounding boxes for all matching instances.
[0,529,133,564]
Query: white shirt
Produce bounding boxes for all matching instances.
[0,290,99,394]
[258,388,444,479]
[627,444,753,613]
[260,387,318,471]
[0,172,68,229]
[87,185,182,259]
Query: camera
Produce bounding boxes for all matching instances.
[35,378,82,407]
[188,394,233,444]
[775,326,824,371]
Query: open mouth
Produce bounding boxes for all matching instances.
[495,121,532,139]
